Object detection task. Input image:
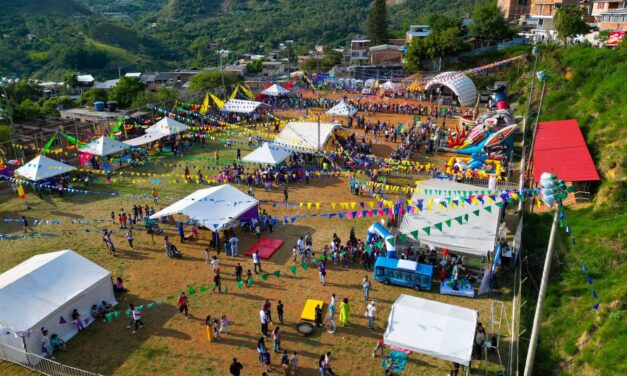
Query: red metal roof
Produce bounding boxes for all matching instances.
[532,119,600,182]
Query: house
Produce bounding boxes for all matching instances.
[152,71,198,87]
[405,25,431,44]
[498,0,532,22]
[93,79,120,90]
[368,44,404,65]
[591,0,627,30]
[261,61,287,79]
[350,37,370,65]
[528,0,582,41]
[76,74,95,88]
[124,72,142,78]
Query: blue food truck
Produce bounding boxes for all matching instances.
[373,257,433,291]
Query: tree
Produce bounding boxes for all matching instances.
[470,1,513,44]
[247,59,264,74]
[110,77,145,108]
[132,87,178,108]
[79,88,108,106]
[405,28,470,71]
[428,14,461,34]
[367,0,388,45]
[555,7,591,45]
[62,72,79,90]
[188,70,243,93]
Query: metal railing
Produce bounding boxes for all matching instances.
[0,342,102,376]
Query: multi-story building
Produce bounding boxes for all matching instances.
[591,0,627,29]
[405,25,431,44]
[350,37,370,65]
[498,0,532,22]
[529,0,581,41]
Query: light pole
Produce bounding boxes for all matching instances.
[525,71,549,180]
[218,49,229,97]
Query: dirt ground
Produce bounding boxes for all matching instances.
[0,108,513,376]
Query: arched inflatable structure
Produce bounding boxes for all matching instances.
[425,72,477,107]
[367,222,397,258]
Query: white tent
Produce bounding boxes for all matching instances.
[274,121,339,152]
[78,136,130,156]
[383,294,477,366]
[380,81,398,90]
[425,72,477,107]
[399,179,500,257]
[0,250,115,358]
[242,142,293,165]
[149,184,259,231]
[123,133,165,147]
[326,100,357,117]
[145,117,188,135]
[221,99,266,114]
[261,84,290,97]
[15,155,76,182]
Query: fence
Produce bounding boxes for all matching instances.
[0,342,102,376]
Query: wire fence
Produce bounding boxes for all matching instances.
[0,342,102,376]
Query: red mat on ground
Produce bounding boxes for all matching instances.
[245,238,285,259]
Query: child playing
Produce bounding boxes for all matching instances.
[213,319,221,339]
[246,269,253,287]
[220,315,229,334]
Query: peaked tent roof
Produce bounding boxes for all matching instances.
[146,117,188,135]
[15,155,76,181]
[425,72,477,107]
[398,179,500,256]
[532,119,600,182]
[123,133,165,147]
[275,121,339,152]
[78,136,130,156]
[0,250,112,332]
[383,294,477,365]
[242,142,293,165]
[379,81,398,89]
[326,100,358,117]
[261,83,290,97]
[221,99,267,114]
[149,184,259,230]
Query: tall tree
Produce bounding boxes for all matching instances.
[470,1,512,44]
[110,77,145,108]
[367,0,388,45]
[555,7,591,45]
[405,27,469,71]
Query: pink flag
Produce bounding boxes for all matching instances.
[79,152,93,167]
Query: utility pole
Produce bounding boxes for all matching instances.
[524,206,560,376]
[525,74,548,179]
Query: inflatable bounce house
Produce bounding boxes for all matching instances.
[442,84,521,180]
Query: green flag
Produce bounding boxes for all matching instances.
[495,202,504,208]
[473,210,480,216]
[147,303,154,309]
[236,281,244,289]
[301,262,309,271]
[454,216,463,225]
[200,285,209,292]
[247,277,254,286]
[376,241,383,248]
[156,300,163,306]
[485,206,492,213]
[464,214,469,222]
[113,311,121,319]
[312,257,318,264]
[260,274,269,281]
[273,270,281,278]
[188,286,197,295]
[398,234,407,243]
[166,295,175,300]
[422,226,431,235]
[445,219,452,227]
[224,286,228,294]
[410,230,419,239]
[434,223,443,232]
[105,312,113,322]
[289,265,297,275]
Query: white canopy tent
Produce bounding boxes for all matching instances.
[261,84,290,97]
[15,155,76,181]
[399,179,500,257]
[123,133,164,147]
[221,99,267,114]
[380,81,398,90]
[242,142,293,165]
[425,72,477,107]
[326,100,357,117]
[383,294,477,366]
[274,121,339,152]
[0,250,115,359]
[78,136,130,156]
[149,184,259,231]
[145,117,188,135]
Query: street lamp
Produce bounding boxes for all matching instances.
[218,49,230,96]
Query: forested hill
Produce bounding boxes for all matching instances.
[0,0,472,79]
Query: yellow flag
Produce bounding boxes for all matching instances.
[209,94,225,109]
[229,85,239,100]
[200,94,210,114]
[239,84,254,99]
[17,184,26,199]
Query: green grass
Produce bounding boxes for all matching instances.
[517,45,627,375]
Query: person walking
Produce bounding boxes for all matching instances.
[152,187,158,203]
[362,275,371,301]
[206,315,216,342]
[318,261,326,286]
[212,272,222,293]
[229,358,244,376]
[125,229,134,249]
[260,308,269,336]
[257,337,266,364]
[339,298,350,326]
[177,292,190,319]
[178,222,185,243]
[366,301,376,331]
[283,186,289,203]
[329,294,337,320]
[234,263,243,282]
[253,250,262,274]
[21,216,32,232]
[272,326,281,352]
[314,305,323,328]
[230,235,239,256]
[277,300,284,324]
[290,352,299,375]
[130,304,144,334]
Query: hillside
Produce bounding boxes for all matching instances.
[517,46,626,375]
[0,0,471,79]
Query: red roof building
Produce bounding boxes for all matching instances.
[531,119,600,182]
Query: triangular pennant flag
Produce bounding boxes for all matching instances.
[156,300,163,306]
[301,262,309,271]
[410,230,419,239]
[473,210,480,216]
[592,289,599,300]
[188,286,197,295]
[114,311,121,319]
[247,277,254,286]
[423,226,431,235]
[485,206,492,213]
[200,286,209,292]
[273,270,281,278]
[445,219,452,227]
[105,312,113,322]
[147,303,155,309]
[454,216,463,225]
[236,281,244,289]
[59,316,67,324]
[434,223,443,232]
[289,265,297,275]
[166,295,175,300]
[593,304,599,311]
[260,273,269,281]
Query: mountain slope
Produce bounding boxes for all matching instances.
[4,0,90,16]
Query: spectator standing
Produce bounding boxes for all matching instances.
[366,301,376,330]
[177,292,189,319]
